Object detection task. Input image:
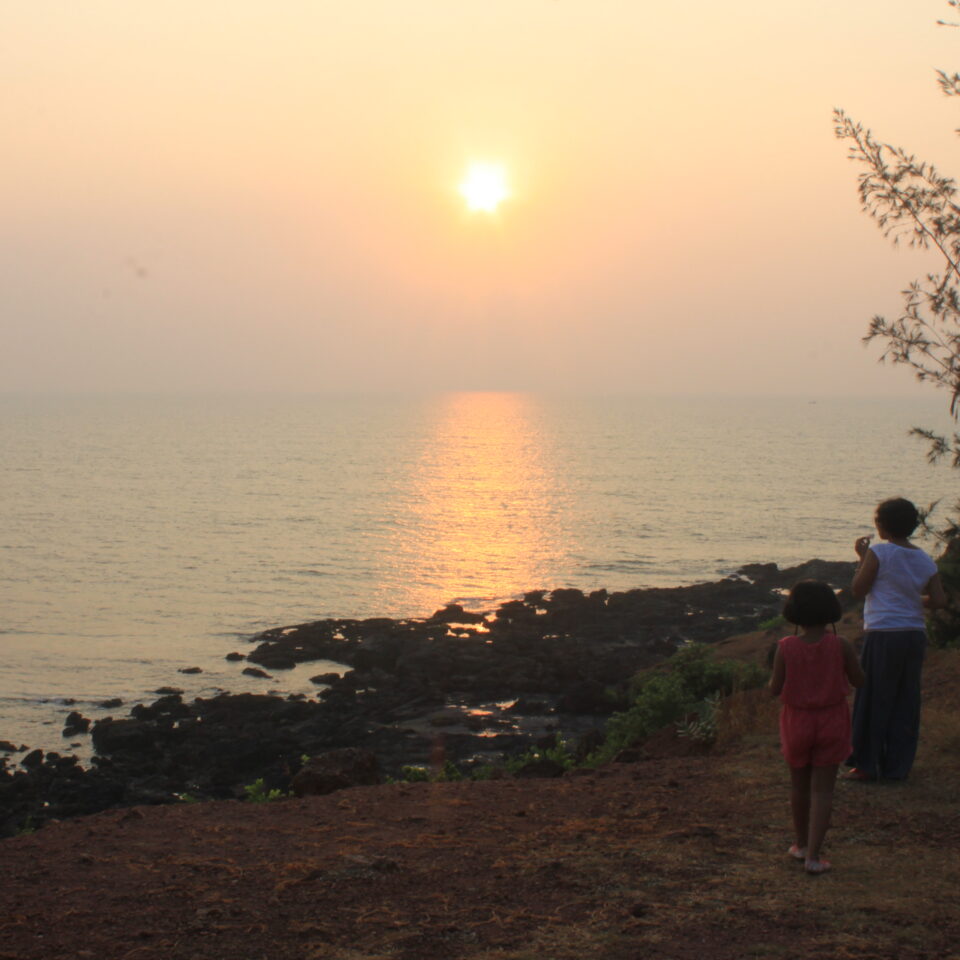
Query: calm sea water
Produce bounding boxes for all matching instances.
[1,392,955,755]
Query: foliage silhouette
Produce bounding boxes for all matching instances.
[835,0,960,643]
[591,644,764,764]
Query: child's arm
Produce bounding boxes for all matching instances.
[768,643,785,697]
[923,572,948,611]
[840,637,865,688]
[851,542,879,599]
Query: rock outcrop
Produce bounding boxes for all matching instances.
[0,559,855,836]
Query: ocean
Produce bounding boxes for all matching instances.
[1,392,955,756]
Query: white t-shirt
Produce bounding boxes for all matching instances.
[863,541,938,631]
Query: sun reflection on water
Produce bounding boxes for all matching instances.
[382,392,570,615]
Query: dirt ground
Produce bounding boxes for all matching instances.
[2,621,959,960]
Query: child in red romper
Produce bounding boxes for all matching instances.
[769,580,864,874]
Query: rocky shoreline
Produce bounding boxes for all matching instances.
[0,559,855,837]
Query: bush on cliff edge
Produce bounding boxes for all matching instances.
[592,644,766,764]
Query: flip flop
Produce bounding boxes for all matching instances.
[805,858,832,875]
[788,844,807,860]
[842,768,875,782]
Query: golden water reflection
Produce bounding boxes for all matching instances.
[386,392,570,615]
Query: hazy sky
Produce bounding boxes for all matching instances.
[3,1,959,395]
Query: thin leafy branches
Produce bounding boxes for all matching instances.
[833,111,960,420]
[833,4,960,543]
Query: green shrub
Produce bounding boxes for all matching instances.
[676,691,722,745]
[505,736,575,774]
[242,778,286,803]
[399,761,463,782]
[435,760,463,782]
[469,764,499,780]
[15,814,36,836]
[670,643,765,700]
[399,765,430,782]
[929,544,960,648]
[592,644,765,763]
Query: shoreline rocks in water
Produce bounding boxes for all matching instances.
[0,559,855,836]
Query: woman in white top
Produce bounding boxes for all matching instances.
[846,498,946,781]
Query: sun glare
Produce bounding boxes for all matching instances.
[459,162,509,213]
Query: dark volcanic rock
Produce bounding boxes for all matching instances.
[512,757,567,779]
[0,559,857,837]
[310,672,342,686]
[92,719,157,755]
[290,748,381,797]
[507,698,550,715]
[429,604,487,624]
[556,680,614,715]
[251,655,296,671]
[130,695,192,722]
[62,711,90,737]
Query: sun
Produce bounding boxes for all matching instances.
[459,162,509,213]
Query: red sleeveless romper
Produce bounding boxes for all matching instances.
[778,633,851,768]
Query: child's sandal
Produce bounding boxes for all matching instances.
[788,844,806,861]
[804,858,831,875]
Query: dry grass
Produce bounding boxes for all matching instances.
[2,631,958,960]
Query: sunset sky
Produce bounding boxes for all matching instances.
[3,1,958,395]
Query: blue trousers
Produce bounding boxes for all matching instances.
[848,630,926,780]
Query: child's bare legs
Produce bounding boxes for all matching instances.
[789,763,838,870]
[806,764,838,866]
[789,765,812,853]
